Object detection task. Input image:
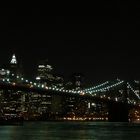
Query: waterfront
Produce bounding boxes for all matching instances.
[0,122,140,140]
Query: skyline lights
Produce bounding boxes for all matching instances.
[0,54,140,105]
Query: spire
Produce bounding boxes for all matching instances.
[10,54,17,64]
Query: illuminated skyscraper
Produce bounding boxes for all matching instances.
[36,60,54,85]
[10,54,18,75]
[9,54,23,81]
[36,60,63,86]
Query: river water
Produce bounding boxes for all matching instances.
[0,122,140,140]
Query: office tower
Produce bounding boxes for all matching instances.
[36,60,54,85]
[9,54,23,81]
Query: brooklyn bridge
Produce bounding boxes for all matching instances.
[0,54,140,122]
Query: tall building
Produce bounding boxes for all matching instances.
[36,60,64,87]
[10,54,18,73]
[36,60,54,85]
[9,54,23,81]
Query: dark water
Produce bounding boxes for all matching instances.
[0,122,140,140]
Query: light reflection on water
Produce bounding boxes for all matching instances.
[0,122,140,140]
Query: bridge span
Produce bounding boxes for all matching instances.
[0,76,140,122]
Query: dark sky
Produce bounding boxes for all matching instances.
[0,7,140,85]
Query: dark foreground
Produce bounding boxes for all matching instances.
[0,121,140,140]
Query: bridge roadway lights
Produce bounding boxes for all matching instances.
[108,101,129,122]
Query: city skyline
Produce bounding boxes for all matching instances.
[0,51,139,123]
[0,6,140,140]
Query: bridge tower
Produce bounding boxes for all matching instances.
[108,81,129,122]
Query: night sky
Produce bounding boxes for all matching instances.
[0,8,140,85]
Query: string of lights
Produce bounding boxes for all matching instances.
[1,73,84,95]
[127,82,140,100]
[87,80,124,94]
[83,81,109,91]
[1,73,140,105]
